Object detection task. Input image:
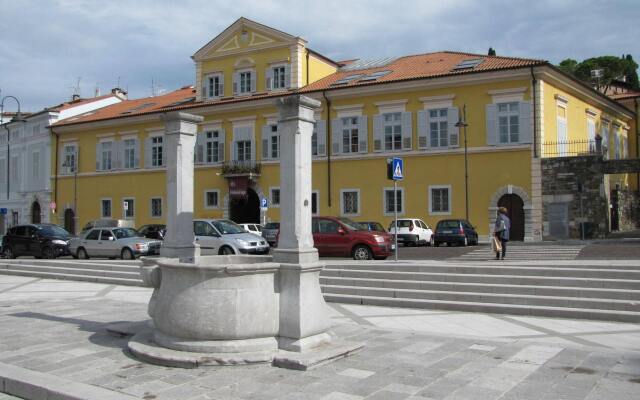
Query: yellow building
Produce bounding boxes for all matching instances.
[51,17,636,242]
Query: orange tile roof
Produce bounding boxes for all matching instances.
[47,93,120,112]
[610,91,640,100]
[300,51,546,93]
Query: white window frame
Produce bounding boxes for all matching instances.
[270,187,281,208]
[427,108,450,148]
[269,124,279,159]
[99,139,115,171]
[429,185,451,216]
[340,189,361,217]
[383,112,403,151]
[341,116,360,154]
[122,137,137,169]
[311,190,320,216]
[150,135,164,167]
[204,72,224,99]
[271,64,287,90]
[204,189,220,209]
[150,197,162,218]
[204,130,222,164]
[62,143,78,175]
[101,198,112,218]
[238,68,254,95]
[383,187,405,216]
[497,102,521,144]
[122,197,135,219]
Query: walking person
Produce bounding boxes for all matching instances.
[494,207,511,260]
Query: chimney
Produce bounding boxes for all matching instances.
[111,87,128,100]
[72,94,81,101]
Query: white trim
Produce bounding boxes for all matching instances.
[145,127,164,133]
[269,186,281,208]
[200,120,223,130]
[585,108,598,117]
[204,189,220,209]
[488,87,527,103]
[120,134,138,141]
[340,188,361,217]
[311,190,320,216]
[267,58,290,65]
[554,94,569,105]
[383,186,405,216]
[374,99,408,114]
[333,104,364,118]
[60,137,79,143]
[150,197,163,218]
[428,185,452,215]
[229,115,257,124]
[117,130,138,136]
[96,133,116,139]
[419,94,455,110]
[147,131,164,138]
[122,197,135,219]
[100,197,112,218]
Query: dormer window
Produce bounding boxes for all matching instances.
[204,73,224,99]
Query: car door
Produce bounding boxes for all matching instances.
[12,226,27,256]
[418,220,431,241]
[81,229,101,256]
[318,219,345,256]
[100,229,118,257]
[194,221,220,252]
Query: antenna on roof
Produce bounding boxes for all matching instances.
[151,77,165,97]
[70,77,82,101]
[94,83,101,97]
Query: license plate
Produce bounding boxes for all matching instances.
[442,230,453,234]
[391,244,396,250]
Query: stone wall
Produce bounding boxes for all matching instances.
[615,189,640,231]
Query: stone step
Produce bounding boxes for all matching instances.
[322,293,640,323]
[319,276,640,301]
[321,285,640,312]
[328,261,640,271]
[0,268,143,286]
[0,263,142,280]
[448,245,584,261]
[0,260,141,273]
[320,269,640,290]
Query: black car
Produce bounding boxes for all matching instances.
[358,221,387,232]
[138,224,166,240]
[2,224,73,259]
[432,219,478,247]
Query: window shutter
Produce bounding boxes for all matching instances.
[161,139,166,166]
[373,115,383,152]
[331,119,341,155]
[233,72,238,95]
[95,143,101,171]
[401,111,413,150]
[447,107,459,147]
[417,110,428,149]
[261,125,270,160]
[59,146,66,175]
[250,72,256,93]
[202,83,207,99]
[284,64,291,88]
[218,128,225,162]
[133,139,140,168]
[144,138,151,168]
[265,67,273,91]
[316,120,326,156]
[486,104,498,145]
[250,130,256,161]
[112,141,120,169]
[519,101,533,144]
[358,115,368,153]
[195,133,204,164]
[218,77,224,97]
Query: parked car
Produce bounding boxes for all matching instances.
[82,218,134,233]
[194,219,269,255]
[432,219,479,247]
[138,224,166,240]
[388,218,433,247]
[69,227,162,259]
[2,224,73,259]
[358,221,387,232]
[239,223,263,234]
[312,216,394,260]
[261,222,280,246]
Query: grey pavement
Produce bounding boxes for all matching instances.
[0,275,639,399]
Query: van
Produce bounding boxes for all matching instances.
[81,219,135,233]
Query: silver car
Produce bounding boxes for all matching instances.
[194,219,269,255]
[70,227,162,260]
[261,222,280,246]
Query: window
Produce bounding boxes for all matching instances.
[101,199,112,218]
[384,188,403,215]
[194,221,217,236]
[556,104,568,156]
[151,136,163,167]
[429,186,451,215]
[123,139,136,169]
[236,140,251,161]
[272,66,286,89]
[151,198,162,217]
[383,112,403,150]
[11,156,18,185]
[86,230,100,240]
[205,73,223,98]
[205,190,219,208]
[312,191,319,215]
[270,188,280,207]
[340,189,360,216]
[240,71,252,94]
[100,141,113,170]
[123,198,134,218]
[312,125,318,156]
[498,102,520,144]
[63,144,77,174]
[270,125,279,159]
[342,117,360,154]
[601,122,610,159]
[429,109,449,147]
[205,131,221,163]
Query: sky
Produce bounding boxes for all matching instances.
[1,0,639,112]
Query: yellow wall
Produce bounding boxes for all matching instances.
[306,52,338,85]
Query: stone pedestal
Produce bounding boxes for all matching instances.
[159,111,203,262]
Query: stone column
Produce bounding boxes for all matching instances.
[273,95,331,352]
[159,111,203,262]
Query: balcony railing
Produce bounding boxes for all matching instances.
[220,160,261,176]
[542,138,603,158]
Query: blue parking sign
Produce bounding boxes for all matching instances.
[261,198,268,208]
[392,158,403,180]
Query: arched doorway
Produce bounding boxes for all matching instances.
[498,194,525,241]
[31,201,41,224]
[229,188,260,224]
[64,209,75,234]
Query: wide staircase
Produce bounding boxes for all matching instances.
[1,258,639,323]
[320,261,640,323]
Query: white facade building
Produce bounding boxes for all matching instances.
[0,91,125,234]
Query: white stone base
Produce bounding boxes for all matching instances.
[277,332,332,352]
[272,247,319,264]
[159,244,200,262]
[153,330,278,354]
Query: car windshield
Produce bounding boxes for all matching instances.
[438,221,461,229]
[112,228,141,239]
[264,223,280,229]
[370,223,385,232]
[336,218,365,231]
[36,225,71,238]
[390,220,413,229]
[212,220,245,235]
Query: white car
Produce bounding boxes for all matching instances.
[388,218,433,247]
[239,223,263,234]
[70,227,162,259]
[194,219,269,255]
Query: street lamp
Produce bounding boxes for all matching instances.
[0,95,27,201]
[62,148,79,234]
[455,104,469,221]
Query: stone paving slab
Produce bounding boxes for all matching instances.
[0,277,639,399]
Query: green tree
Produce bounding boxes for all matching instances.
[558,58,578,76]
[488,47,496,56]
[556,55,639,91]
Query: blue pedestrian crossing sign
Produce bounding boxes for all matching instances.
[392,158,403,180]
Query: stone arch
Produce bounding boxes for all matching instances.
[222,184,266,222]
[487,185,534,241]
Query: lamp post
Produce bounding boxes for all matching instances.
[455,104,469,221]
[0,95,27,201]
[62,148,79,234]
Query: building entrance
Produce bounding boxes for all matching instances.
[31,201,41,224]
[229,188,260,224]
[64,208,75,234]
[498,194,525,241]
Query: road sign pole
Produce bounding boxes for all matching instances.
[394,179,398,262]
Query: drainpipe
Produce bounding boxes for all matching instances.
[636,98,639,191]
[322,91,332,207]
[52,127,59,220]
[530,67,538,158]
[306,50,310,86]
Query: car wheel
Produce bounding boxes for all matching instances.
[446,242,452,247]
[42,247,55,259]
[352,245,373,260]
[219,246,235,255]
[121,248,135,260]
[77,248,89,259]
[434,241,440,247]
[428,237,433,247]
[3,246,15,259]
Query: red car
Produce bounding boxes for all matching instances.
[311,216,394,260]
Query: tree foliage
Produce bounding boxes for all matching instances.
[557,55,639,91]
[488,47,496,56]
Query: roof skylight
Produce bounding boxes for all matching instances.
[331,74,363,86]
[359,70,391,81]
[452,58,484,70]
[121,102,156,115]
